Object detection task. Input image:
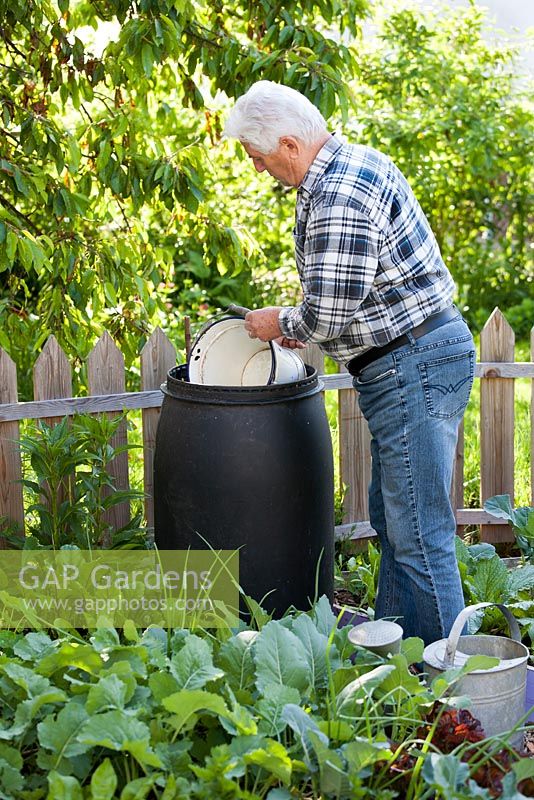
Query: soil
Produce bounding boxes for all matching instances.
[333,588,362,607]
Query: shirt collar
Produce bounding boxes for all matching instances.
[298,134,343,194]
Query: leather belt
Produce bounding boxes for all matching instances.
[346,306,459,377]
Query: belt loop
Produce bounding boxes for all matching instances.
[405,331,417,346]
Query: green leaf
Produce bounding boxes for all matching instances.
[85,673,130,713]
[308,730,352,796]
[218,631,257,692]
[467,555,509,602]
[463,654,500,672]
[2,661,52,697]
[90,758,117,800]
[37,704,90,771]
[310,595,337,636]
[291,613,340,690]
[169,635,224,690]
[483,494,514,522]
[47,771,83,800]
[254,621,311,693]
[244,739,292,785]
[343,736,391,772]
[5,230,16,262]
[162,689,230,734]
[512,758,534,783]
[13,631,55,661]
[400,636,424,665]
[38,643,104,676]
[336,664,396,717]
[507,564,534,596]
[280,704,327,769]
[0,743,23,793]
[120,775,159,800]
[123,619,139,642]
[79,710,163,768]
[256,684,301,736]
[421,753,490,797]
[141,44,154,77]
[148,671,180,703]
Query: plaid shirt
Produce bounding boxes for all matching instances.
[278,135,456,364]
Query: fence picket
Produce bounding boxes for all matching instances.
[338,365,372,526]
[87,331,130,535]
[451,420,465,532]
[302,343,324,377]
[0,349,24,544]
[33,336,72,424]
[33,336,74,520]
[140,329,177,530]
[480,308,515,543]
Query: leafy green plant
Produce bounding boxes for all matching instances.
[455,537,534,640]
[1,414,148,550]
[0,597,530,799]
[334,540,380,612]
[483,495,534,562]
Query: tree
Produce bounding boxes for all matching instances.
[346,4,533,331]
[0,0,367,394]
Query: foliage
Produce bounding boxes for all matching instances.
[346,4,533,333]
[455,537,534,645]
[483,495,534,562]
[334,540,380,611]
[0,596,531,798]
[0,414,148,549]
[0,0,366,397]
[1,1,532,399]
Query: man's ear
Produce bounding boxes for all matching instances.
[279,136,300,157]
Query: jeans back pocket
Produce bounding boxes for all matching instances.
[418,351,475,419]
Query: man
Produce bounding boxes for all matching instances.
[224,80,475,645]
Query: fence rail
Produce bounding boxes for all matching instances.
[1,308,533,547]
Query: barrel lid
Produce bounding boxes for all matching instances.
[161,364,323,405]
[423,637,528,673]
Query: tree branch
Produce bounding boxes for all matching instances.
[0,193,43,235]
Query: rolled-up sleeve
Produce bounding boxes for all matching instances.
[278,202,382,343]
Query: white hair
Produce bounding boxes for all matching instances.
[224,81,328,154]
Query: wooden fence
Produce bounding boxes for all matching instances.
[0,307,533,547]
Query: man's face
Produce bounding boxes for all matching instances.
[242,141,297,187]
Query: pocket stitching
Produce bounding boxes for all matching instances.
[418,352,475,419]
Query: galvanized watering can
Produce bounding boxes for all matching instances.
[423,602,529,744]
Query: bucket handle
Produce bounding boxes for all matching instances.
[443,602,521,668]
[227,304,251,318]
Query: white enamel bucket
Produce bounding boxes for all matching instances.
[188,314,306,387]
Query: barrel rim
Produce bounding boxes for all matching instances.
[161,363,323,405]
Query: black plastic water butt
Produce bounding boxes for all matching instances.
[154,364,334,617]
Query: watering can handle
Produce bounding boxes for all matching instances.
[443,602,521,667]
[227,304,251,318]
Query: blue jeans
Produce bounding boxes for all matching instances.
[353,313,475,645]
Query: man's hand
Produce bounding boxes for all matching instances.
[244,307,284,342]
[275,336,306,350]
